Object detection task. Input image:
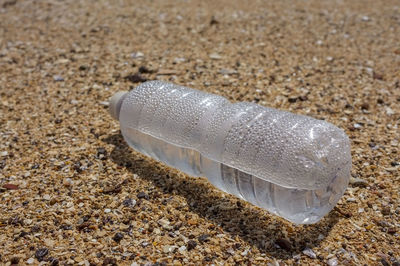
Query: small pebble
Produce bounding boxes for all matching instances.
[241,249,250,256]
[138,66,153,73]
[158,219,172,230]
[53,75,64,81]
[112,232,124,243]
[381,207,391,216]
[35,247,49,261]
[209,53,222,60]
[186,240,197,251]
[124,73,147,83]
[362,15,370,21]
[327,257,338,266]
[2,184,19,190]
[302,248,317,259]
[10,257,20,264]
[137,192,149,200]
[385,107,394,115]
[103,257,117,265]
[349,177,368,187]
[198,234,209,243]
[122,198,136,208]
[43,194,51,200]
[178,246,186,253]
[275,238,292,251]
[163,245,171,253]
[131,52,144,58]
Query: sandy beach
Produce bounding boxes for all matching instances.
[0,0,399,265]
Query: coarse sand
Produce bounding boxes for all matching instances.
[0,0,399,265]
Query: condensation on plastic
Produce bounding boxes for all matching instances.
[119,80,352,190]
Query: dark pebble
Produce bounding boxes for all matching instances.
[137,191,149,200]
[376,220,390,227]
[380,258,390,266]
[73,162,82,172]
[391,161,399,167]
[138,66,153,74]
[381,207,391,216]
[3,183,19,190]
[48,257,59,266]
[35,247,49,261]
[369,142,376,148]
[152,262,167,266]
[361,103,370,110]
[19,231,29,238]
[387,227,396,235]
[54,118,62,124]
[3,0,17,8]
[10,257,20,264]
[276,238,292,251]
[187,240,197,250]
[102,257,117,266]
[122,198,135,207]
[0,160,5,170]
[76,221,91,231]
[124,73,147,83]
[299,95,308,101]
[8,216,23,226]
[373,71,384,80]
[60,224,72,230]
[204,256,212,262]
[198,234,209,243]
[112,232,124,242]
[210,16,219,25]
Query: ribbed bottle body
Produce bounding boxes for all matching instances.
[117,81,351,224]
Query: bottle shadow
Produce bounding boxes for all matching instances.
[103,133,341,260]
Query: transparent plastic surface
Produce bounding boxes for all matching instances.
[117,81,352,224]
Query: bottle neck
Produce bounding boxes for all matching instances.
[109,91,128,120]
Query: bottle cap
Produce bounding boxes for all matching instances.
[108,91,128,120]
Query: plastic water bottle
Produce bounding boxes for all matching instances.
[109,81,351,224]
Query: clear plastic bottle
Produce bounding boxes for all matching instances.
[109,81,351,224]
